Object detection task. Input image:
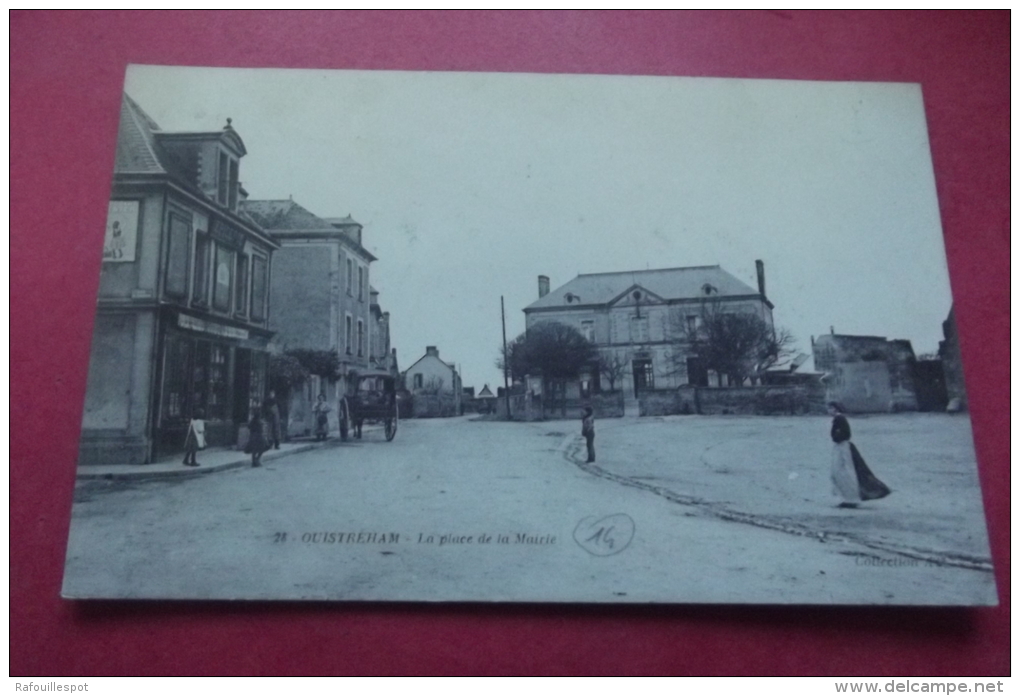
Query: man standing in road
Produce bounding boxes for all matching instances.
[582,406,596,463]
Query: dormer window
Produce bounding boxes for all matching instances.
[217,151,239,211]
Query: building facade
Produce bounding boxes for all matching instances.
[939,306,967,411]
[811,332,919,413]
[80,94,279,465]
[522,263,775,403]
[240,200,386,436]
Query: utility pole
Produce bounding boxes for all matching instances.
[501,295,511,419]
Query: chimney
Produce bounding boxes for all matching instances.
[538,275,550,298]
[426,346,439,358]
[755,260,766,298]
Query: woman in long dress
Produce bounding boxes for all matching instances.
[312,393,331,441]
[828,402,891,507]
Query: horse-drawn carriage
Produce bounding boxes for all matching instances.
[338,369,399,442]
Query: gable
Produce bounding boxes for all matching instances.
[608,284,667,308]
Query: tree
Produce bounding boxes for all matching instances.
[286,349,343,382]
[497,322,599,412]
[670,299,795,386]
[269,353,310,396]
[598,351,629,392]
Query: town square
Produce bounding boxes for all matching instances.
[62,66,995,605]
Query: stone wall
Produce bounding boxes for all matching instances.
[638,389,680,417]
[495,391,624,421]
[411,393,459,418]
[678,383,826,416]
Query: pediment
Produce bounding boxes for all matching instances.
[608,284,666,308]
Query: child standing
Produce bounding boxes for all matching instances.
[182,409,205,467]
[581,406,595,463]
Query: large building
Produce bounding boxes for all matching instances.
[241,199,393,435]
[523,263,774,405]
[79,94,279,465]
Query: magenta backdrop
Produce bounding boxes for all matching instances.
[11,11,1009,676]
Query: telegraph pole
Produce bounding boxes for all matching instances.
[501,295,511,419]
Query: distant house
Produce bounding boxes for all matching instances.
[523,263,775,412]
[403,346,462,417]
[811,332,918,413]
[475,384,498,414]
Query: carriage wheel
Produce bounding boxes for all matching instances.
[385,409,398,441]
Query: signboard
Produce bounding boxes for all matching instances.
[177,313,249,340]
[103,200,139,262]
[210,217,246,251]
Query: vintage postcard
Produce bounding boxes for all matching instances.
[62,65,996,604]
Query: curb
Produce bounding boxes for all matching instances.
[76,441,334,482]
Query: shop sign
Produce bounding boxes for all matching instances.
[210,218,246,251]
[177,313,249,340]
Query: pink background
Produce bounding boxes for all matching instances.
[11,11,1009,676]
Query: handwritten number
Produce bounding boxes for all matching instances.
[273,532,287,543]
[585,525,615,550]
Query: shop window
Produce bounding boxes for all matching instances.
[162,335,192,420]
[251,255,267,321]
[213,244,233,313]
[165,214,191,299]
[235,253,248,315]
[191,341,210,414]
[206,345,229,420]
[193,234,210,305]
[249,352,267,415]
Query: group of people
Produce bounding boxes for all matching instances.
[578,401,891,507]
[182,391,283,468]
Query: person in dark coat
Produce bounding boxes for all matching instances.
[245,405,269,467]
[581,406,596,463]
[263,390,282,449]
[828,402,891,507]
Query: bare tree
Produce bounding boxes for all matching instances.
[669,298,795,385]
[598,352,629,392]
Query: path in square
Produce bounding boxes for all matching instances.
[62,414,996,604]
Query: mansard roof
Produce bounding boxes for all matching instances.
[525,265,761,312]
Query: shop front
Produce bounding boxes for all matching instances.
[154,308,272,458]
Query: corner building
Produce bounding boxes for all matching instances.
[79,94,278,465]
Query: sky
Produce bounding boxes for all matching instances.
[123,65,954,390]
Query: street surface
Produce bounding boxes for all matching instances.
[62,414,997,604]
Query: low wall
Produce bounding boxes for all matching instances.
[412,393,459,418]
[679,383,826,416]
[495,391,624,421]
[638,390,680,417]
